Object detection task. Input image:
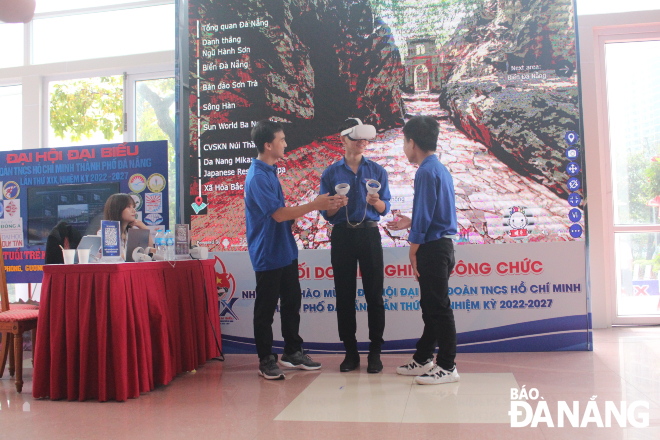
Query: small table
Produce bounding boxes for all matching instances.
[33,259,222,401]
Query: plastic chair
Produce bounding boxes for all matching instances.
[0,242,39,393]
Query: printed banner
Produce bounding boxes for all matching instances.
[213,241,589,353]
[0,141,169,283]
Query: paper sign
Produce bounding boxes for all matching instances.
[175,224,190,257]
[101,220,121,258]
[0,218,24,248]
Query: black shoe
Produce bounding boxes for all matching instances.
[367,353,383,374]
[279,350,322,370]
[340,352,360,372]
[258,355,285,380]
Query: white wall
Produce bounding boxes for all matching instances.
[578,10,660,328]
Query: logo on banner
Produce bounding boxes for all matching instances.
[130,193,143,210]
[505,206,533,238]
[144,213,163,225]
[128,174,147,193]
[144,193,162,214]
[147,173,166,193]
[4,200,20,219]
[215,256,238,322]
[3,181,19,199]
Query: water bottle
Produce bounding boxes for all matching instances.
[155,229,165,258]
[165,230,175,261]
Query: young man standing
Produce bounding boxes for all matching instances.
[387,115,459,385]
[245,120,340,380]
[320,118,391,374]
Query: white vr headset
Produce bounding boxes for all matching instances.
[340,118,376,141]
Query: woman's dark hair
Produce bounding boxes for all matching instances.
[103,193,135,222]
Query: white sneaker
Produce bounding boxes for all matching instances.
[396,357,434,376]
[415,365,460,385]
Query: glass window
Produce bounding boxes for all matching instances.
[32,5,175,64]
[35,0,151,14]
[576,0,660,15]
[615,232,660,316]
[0,85,22,152]
[0,23,24,68]
[135,77,175,230]
[606,41,660,225]
[49,76,124,148]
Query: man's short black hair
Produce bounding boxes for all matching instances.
[402,116,439,152]
[251,119,284,153]
[338,118,360,135]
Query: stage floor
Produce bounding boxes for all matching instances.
[2,327,659,439]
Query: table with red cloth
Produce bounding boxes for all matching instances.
[32,259,222,402]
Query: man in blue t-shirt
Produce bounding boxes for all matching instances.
[320,118,391,374]
[245,120,340,380]
[387,115,460,385]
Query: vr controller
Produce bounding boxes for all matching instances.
[334,179,381,196]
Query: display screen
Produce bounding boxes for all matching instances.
[27,183,120,245]
[185,0,584,252]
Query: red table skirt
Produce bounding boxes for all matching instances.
[33,259,221,402]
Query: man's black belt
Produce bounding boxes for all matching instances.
[334,221,379,229]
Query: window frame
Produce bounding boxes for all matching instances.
[43,66,174,149]
[126,70,175,143]
[0,83,24,152]
[594,25,660,325]
[14,0,175,67]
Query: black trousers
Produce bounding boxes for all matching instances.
[253,260,303,361]
[331,225,385,353]
[412,238,457,370]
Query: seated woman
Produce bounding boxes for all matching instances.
[102,193,154,260]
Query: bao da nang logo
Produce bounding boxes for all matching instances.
[215,256,238,322]
[509,386,649,428]
[504,206,533,238]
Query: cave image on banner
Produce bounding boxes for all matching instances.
[186,0,584,252]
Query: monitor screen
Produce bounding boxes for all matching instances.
[27,183,120,245]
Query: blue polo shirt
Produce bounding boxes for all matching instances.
[320,156,391,224]
[409,154,457,244]
[244,158,298,272]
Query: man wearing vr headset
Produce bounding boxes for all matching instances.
[320,118,391,374]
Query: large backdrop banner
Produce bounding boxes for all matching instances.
[0,141,169,283]
[182,0,589,352]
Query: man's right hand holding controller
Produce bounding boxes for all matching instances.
[314,193,344,212]
[320,193,348,217]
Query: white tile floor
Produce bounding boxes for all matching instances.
[275,372,519,423]
[2,327,660,439]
